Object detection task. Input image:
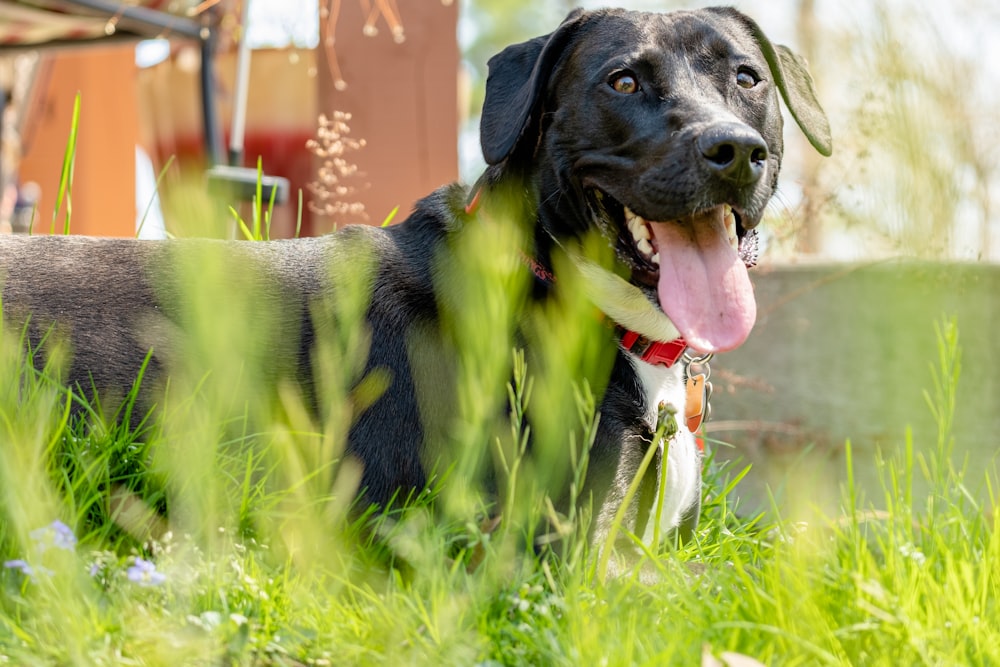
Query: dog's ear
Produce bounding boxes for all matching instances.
[716,8,833,157]
[766,43,833,157]
[480,9,589,166]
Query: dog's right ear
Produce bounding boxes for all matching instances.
[480,9,589,166]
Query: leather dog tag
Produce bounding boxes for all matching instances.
[685,373,708,434]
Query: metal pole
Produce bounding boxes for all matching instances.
[60,0,203,39]
[228,0,253,167]
[200,27,225,166]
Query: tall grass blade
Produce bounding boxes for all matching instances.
[51,93,81,235]
[135,155,175,239]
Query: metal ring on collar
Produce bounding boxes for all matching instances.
[682,351,714,366]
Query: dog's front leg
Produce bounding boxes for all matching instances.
[584,360,703,579]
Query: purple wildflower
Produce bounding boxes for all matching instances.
[4,559,53,579]
[127,557,167,587]
[4,559,33,576]
[29,520,77,552]
[4,521,77,582]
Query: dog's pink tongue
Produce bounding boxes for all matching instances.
[648,211,756,353]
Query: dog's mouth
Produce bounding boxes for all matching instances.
[588,190,759,276]
[586,189,759,354]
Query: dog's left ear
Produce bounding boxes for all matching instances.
[715,8,833,157]
[480,9,590,166]
[767,43,834,157]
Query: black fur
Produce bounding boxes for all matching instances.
[0,8,829,560]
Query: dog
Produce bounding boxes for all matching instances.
[0,7,830,563]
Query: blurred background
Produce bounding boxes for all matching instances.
[1,0,998,256]
[0,0,997,512]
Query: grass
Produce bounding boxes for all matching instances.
[50,93,80,236]
[1,209,997,666]
[2,110,997,664]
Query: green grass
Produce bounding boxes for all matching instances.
[3,108,997,663]
[50,93,80,236]
[1,204,997,666]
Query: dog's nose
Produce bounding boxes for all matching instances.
[697,124,768,186]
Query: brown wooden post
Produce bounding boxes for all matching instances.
[794,0,824,255]
[312,1,459,233]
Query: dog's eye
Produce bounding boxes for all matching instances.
[609,72,640,95]
[736,66,760,89]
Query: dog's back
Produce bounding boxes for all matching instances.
[1,235,312,400]
[0,187,466,509]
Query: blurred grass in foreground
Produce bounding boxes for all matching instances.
[0,172,997,665]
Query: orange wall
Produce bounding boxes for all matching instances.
[19,45,138,237]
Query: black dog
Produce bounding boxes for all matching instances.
[0,8,829,559]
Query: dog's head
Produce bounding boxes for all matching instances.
[479,7,831,354]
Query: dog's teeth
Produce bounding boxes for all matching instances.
[651,252,660,265]
[723,205,738,250]
[624,206,657,256]
[626,209,651,243]
[633,221,651,241]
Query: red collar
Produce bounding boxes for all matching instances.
[465,186,687,368]
[618,330,687,368]
[464,187,483,215]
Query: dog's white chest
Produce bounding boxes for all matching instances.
[629,356,702,542]
[631,357,686,432]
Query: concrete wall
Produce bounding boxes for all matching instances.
[707,261,1000,514]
